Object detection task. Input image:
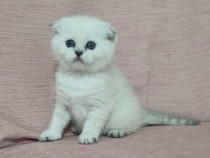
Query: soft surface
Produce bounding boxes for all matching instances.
[1,123,210,158]
[0,0,210,157]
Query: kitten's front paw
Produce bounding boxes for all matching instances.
[78,134,98,144]
[39,130,62,142]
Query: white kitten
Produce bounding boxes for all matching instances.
[39,15,199,144]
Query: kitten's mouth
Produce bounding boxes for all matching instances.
[73,57,84,63]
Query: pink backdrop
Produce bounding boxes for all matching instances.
[0,0,210,157]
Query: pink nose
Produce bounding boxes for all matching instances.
[75,51,83,57]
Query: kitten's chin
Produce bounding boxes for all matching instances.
[71,60,90,72]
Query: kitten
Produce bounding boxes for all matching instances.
[39,15,199,144]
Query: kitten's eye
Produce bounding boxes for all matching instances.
[86,41,96,50]
[66,39,75,48]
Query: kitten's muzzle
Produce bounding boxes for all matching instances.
[74,51,84,63]
[75,51,83,57]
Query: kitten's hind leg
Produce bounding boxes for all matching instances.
[104,128,136,138]
[107,129,126,138]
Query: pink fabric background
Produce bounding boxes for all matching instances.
[0,0,210,157]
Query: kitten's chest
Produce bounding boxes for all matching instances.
[56,72,107,98]
[56,72,108,127]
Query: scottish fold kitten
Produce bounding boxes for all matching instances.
[39,15,199,144]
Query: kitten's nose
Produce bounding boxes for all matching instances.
[75,51,83,57]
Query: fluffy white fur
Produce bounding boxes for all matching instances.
[39,15,199,144]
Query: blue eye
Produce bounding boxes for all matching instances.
[86,41,96,50]
[66,39,75,47]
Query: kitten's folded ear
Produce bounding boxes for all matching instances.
[50,18,63,34]
[105,23,117,44]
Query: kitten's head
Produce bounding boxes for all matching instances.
[51,15,117,72]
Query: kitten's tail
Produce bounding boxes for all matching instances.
[142,108,199,126]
